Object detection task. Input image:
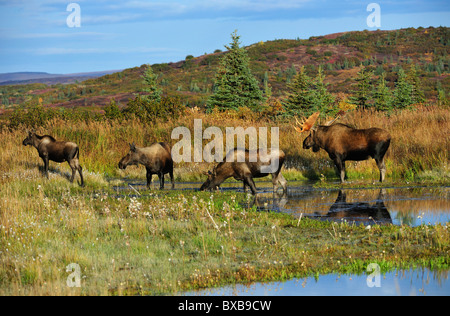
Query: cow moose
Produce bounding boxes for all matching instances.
[22,131,84,186]
[118,142,174,190]
[200,148,287,195]
[295,112,391,183]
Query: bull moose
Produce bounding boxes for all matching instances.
[118,142,174,190]
[200,148,287,195]
[22,131,84,186]
[295,112,391,183]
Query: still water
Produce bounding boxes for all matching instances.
[117,180,450,227]
[184,269,450,296]
[247,184,450,227]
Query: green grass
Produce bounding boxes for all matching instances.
[0,172,448,296]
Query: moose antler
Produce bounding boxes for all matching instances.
[324,110,346,126]
[294,112,320,133]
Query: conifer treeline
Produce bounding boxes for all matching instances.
[206,31,438,118]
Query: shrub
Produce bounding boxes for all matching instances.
[123,95,184,122]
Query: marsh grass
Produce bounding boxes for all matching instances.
[0,172,449,295]
[0,106,449,295]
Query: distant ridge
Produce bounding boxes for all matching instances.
[0,70,123,85]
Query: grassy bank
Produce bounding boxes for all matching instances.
[0,171,449,295]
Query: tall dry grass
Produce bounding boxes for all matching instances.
[0,106,448,182]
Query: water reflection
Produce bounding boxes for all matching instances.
[326,189,392,225]
[250,189,392,225]
[247,185,449,227]
[113,179,449,227]
[184,268,450,296]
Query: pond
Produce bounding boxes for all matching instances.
[184,268,450,296]
[246,183,450,227]
[117,180,450,227]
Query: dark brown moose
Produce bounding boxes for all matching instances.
[295,112,391,183]
[22,132,84,186]
[118,142,174,190]
[200,148,287,195]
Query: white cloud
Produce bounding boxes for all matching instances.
[30,46,180,55]
[2,32,113,39]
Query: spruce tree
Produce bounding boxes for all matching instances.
[207,31,264,111]
[142,64,162,104]
[393,68,413,109]
[283,66,315,117]
[407,65,425,104]
[311,66,335,115]
[283,66,334,117]
[372,73,393,111]
[350,67,373,109]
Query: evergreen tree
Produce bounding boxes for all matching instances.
[283,66,334,117]
[407,65,425,104]
[393,68,413,109]
[142,64,162,104]
[283,66,315,117]
[436,82,448,106]
[350,67,373,109]
[207,31,264,111]
[372,73,393,111]
[104,98,122,120]
[311,66,335,115]
[263,71,272,99]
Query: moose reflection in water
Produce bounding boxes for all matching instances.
[251,189,392,225]
[325,189,392,225]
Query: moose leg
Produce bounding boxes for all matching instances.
[272,172,288,193]
[78,165,84,187]
[280,173,288,192]
[69,159,84,186]
[145,168,153,189]
[243,174,258,195]
[42,156,50,179]
[333,158,346,183]
[169,167,175,189]
[272,173,279,192]
[159,171,165,190]
[243,182,249,193]
[68,161,76,183]
[375,158,386,183]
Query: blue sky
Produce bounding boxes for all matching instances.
[0,0,448,74]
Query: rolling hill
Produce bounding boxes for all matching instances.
[0,26,448,114]
[0,70,122,86]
